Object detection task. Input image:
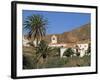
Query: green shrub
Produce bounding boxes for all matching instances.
[23,54,36,69]
[76,52,80,56]
[44,57,68,68]
[63,48,74,57]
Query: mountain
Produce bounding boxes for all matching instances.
[45,23,91,43]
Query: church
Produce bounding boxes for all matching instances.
[23,34,89,57]
[48,35,89,57]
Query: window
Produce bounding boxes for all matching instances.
[53,37,55,40]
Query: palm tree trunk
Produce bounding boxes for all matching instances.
[36,38,38,47]
[34,53,42,68]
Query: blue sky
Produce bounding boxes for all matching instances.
[23,10,90,35]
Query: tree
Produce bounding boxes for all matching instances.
[34,40,52,68]
[87,43,91,54]
[24,14,48,46]
[63,48,74,57]
[24,14,48,68]
[36,40,52,61]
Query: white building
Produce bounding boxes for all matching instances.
[74,43,89,57]
[51,35,57,44]
[49,35,67,47]
[47,35,89,58]
[23,36,40,47]
[23,35,89,58]
[60,43,89,58]
[23,37,30,47]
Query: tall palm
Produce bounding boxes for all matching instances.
[24,14,48,46]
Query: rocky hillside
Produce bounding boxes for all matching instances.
[45,23,91,43]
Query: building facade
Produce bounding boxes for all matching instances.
[23,35,89,57]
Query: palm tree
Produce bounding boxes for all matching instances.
[36,40,52,61]
[33,40,52,68]
[24,14,48,46]
[24,14,48,68]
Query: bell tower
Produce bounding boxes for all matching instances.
[51,35,57,44]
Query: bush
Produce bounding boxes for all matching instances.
[63,48,74,57]
[39,57,68,68]
[87,43,91,54]
[23,54,36,69]
[49,47,60,57]
[76,52,80,56]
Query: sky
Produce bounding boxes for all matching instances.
[23,10,90,35]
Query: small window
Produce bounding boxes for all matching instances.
[84,45,86,47]
[53,37,55,40]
